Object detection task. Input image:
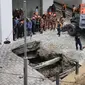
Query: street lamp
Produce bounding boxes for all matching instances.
[23,0,28,85]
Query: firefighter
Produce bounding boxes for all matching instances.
[59,16,64,26]
[42,14,47,30]
[40,16,45,31]
[45,13,49,29]
[47,13,51,29]
[48,12,53,30]
[52,13,57,30]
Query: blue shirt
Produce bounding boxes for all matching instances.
[26,21,32,29]
[14,19,19,25]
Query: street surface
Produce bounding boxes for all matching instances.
[0,28,85,85]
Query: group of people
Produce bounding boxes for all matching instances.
[72,4,80,17]
[12,5,83,51]
[62,4,80,18]
[13,8,64,41]
[13,9,24,41]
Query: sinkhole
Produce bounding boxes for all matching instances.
[12,41,77,82]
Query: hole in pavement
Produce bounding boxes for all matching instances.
[12,41,77,82]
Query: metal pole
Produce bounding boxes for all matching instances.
[23,0,28,85]
[75,61,79,75]
[56,72,59,85]
[61,57,64,73]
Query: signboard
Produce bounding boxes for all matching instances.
[80,4,85,14]
[79,4,85,29]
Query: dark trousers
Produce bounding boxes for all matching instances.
[13,27,18,40]
[62,11,66,18]
[18,28,23,38]
[36,25,40,32]
[32,24,36,34]
[57,28,61,37]
[27,28,32,37]
[76,41,82,50]
[72,12,75,17]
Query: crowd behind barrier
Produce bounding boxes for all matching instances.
[13,8,65,41]
[12,4,80,41]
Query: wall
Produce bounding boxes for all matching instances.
[82,0,85,3]
[0,0,2,44]
[43,0,53,14]
[0,0,13,43]
[12,0,41,17]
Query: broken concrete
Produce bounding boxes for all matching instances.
[12,41,40,55]
[0,30,85,85]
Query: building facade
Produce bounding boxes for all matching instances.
[0,0,53,44]
[0,0,84,44]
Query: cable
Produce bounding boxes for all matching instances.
[6,30,13,40]
[0,29,13,50]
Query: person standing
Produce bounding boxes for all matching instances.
[75,33,82,50]
[19,20,24,38]
[72,5,76,17]
[31,17,36,34]
[62,4,66,18]
[13,17,19,40]
[40,17,45,32]
[57,21,61,37]
[36,18,40,32]
[26,18,32,37]
[52,13,57,30]
[35,6,39,15]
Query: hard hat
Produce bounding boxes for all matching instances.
[32,17,35,20]
[57,19,59,22]
[53,13,56,16]
[38,16,40,18]
[49,12,52,15]
[34,15,37,18]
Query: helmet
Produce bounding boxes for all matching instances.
[53,13,56,17]
[57,19,59,22]
[38,16,41,18]
[49,12,52,15]
[32,17,35,20]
